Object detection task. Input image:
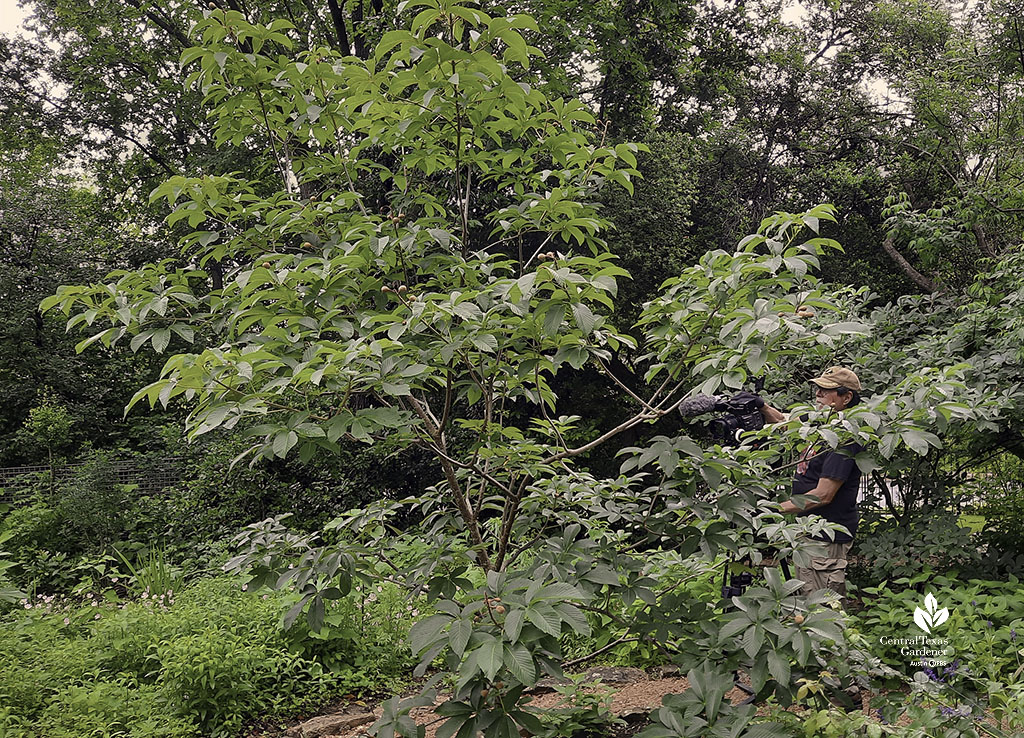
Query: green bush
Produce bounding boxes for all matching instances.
[52,451,136,550]
[535,675,624,737]
[0,576,413,737]
[852,573,1024,683]
[25,680,195,738]
[1,499,63,567]
[282,579,417,681]
[165,433,437,542]
[849,508,984,587]
[156,627,315,735]
[970,455,1024,563]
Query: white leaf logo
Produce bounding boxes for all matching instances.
[913,592,949,634]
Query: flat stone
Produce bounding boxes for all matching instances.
[580,667,647,685]
[648,665,680,679]
[285,712,376,738]
[619,707,654,721]
[533,674,574,691]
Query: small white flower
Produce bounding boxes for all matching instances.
[92,602,98,607]
[23,604,31,610]
[241,584,248,591]
[63,618,70,625]
[411,610,419,617]
[94,614,101,620]
[377,586,384,593]
[367,593,377,602]
[141,593,148,599]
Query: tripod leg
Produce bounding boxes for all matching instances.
[780,558,792,581]
[732,670,757,705]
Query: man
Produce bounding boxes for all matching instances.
[758,366,864,598]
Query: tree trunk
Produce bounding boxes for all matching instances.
[325,0,351,53]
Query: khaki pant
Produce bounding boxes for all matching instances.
[795,540,852,597]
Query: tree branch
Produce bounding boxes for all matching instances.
[881,236,940,293]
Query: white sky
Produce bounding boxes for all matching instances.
[0,0,813,40]
[0,0,30,38]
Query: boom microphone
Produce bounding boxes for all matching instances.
[677,394,723,418]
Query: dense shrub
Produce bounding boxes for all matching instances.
[0,576,415,737]
[0,430,441,595]
[849,508,984,587]
[168,433,438,537]
[852,574,1024,692]
[970,455,1024,561]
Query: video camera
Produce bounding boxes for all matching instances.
[677,391,765,444]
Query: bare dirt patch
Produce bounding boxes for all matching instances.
[275,668,765,738]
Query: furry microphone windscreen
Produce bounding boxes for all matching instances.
[677,394,721,418]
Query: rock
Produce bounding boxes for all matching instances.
[285,712,376,738]
[619,706,654,723]
[580,667,647,685]
[533,674,574,691]
[648,665,680,679]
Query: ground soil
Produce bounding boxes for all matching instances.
[267,668,844,738]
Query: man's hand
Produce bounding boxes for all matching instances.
[781,477,843,513]
[760,403,789,424]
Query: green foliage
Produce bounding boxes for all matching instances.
[156,624,318,735]
[641,661,790,738]
[0,576,412,737]
[169,430,437,541]
[969,454,1024,562]
[0,117,165,467]
[850,509,985,586]
[37,3,1024,738]
[0,528,26,606]
[534,675,623,738]
[881,193,976,291]
[853,574,1024,683]
[22,392,73,460]
[51,451,138,551]
[112,546,185,601]
[1,678,196,738]
[841,574,1024,736]
[0,450,177,594]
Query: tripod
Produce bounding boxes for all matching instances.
[720,556,793,705]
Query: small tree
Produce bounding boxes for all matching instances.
[23,391,73,492]
[44,2,987,735]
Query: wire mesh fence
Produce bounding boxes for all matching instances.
[0,458,182,505]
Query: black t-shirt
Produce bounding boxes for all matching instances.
[792,442,863,543]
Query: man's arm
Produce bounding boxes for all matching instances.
[780,476,843,514]
[760,403,789,424]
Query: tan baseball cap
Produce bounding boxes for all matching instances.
[809,366,862,391]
